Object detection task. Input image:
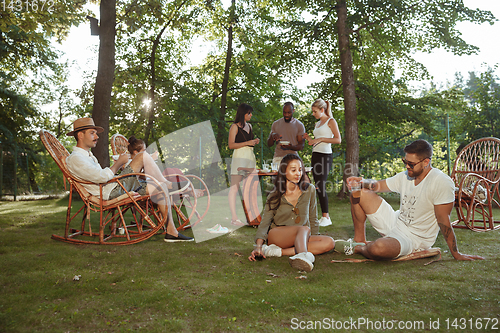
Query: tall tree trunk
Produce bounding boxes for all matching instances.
[144,0,187,145]
[336,0,359,197]
[144,25,167,146]
[217,0,235,147]
[92,0,116,167]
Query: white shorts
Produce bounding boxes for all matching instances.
[230,146,256,175]
[366,199,416,257]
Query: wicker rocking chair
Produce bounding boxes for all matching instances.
[451,137,500,232]
[40,130,169,245]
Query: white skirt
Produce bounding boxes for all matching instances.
[230,146,256,175]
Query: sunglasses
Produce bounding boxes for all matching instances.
[292,207,301,224]
[402,157,428,169]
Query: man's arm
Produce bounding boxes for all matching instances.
[294,133,305,151]
[435,203,484,261]
[345,177,391,193]
[267,132,280,147]
[278,133,305,152]
[109,154,130,174]
[67,153,115,183]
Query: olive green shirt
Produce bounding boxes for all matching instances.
[255,183,319,242]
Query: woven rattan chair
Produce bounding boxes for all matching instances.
[111,134,210,231]
[451,137,500,232]
[110,133,129,156]
[40,130,168,245]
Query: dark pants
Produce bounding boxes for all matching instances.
[311,152,332,214]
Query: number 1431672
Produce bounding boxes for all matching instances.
[445,318,498,330]
[2,0,54,13]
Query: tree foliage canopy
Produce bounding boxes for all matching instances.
[1,0,499,194]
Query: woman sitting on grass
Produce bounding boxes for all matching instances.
[248,154,335,271]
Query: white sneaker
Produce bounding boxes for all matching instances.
[206,224,229,234]
[305,252,315,263]
[319,216,332,227]
[288,252,314,272]
[334,238,364,255]
[262,244,282,257]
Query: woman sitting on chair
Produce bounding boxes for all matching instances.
[248,154,335,272]
[127,136,159,168]
[126,136,189,194]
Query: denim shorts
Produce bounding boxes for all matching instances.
[108,165,147,199]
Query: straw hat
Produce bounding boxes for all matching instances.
[66,117,104,136]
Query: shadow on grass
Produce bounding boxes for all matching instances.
[0,196,499,332]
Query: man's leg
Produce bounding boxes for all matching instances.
[356,237,401,260]
[350,191,404,259]
[350,189,384,243]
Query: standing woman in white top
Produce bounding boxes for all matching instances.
[304,99,341,227]
[228,103,260,226]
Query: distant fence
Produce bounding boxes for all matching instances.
[1,145,31,200]
[0,144,66,200]
[0,141,404,201]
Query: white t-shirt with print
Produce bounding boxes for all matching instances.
[386,168,455,250]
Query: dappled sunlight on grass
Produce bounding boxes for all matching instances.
[0,198,69,230]
[0,197,499,332]
[0,199,68,216]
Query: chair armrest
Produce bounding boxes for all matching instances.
[457,173,495,203]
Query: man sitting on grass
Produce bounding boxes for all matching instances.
[65,117,193,242]
[339,139,483,261]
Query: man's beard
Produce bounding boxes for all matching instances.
[284,117,292,123]
[408,168,423,178]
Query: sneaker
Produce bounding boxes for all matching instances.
[262,244,282,257]
[334,238,364,255]
[319,216,332,227]
[305,252,315,263]
[164,232,194,242]
[288,252,314,272]
[206,224,229,234]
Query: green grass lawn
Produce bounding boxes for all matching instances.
[0,195,499,332]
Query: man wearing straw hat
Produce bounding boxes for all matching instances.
[65,117,193,242]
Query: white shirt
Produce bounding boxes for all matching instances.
[66,146,117,199]
[386,168,455,249]
[312,118,334,154]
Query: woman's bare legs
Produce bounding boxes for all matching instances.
[228,174,243,221]
[268,226,335,256]
[128,151,170,185]
[128,151,179,236]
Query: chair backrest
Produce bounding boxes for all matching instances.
[39,130,91,200]
[111,134,129,155]
[451,137,500,185]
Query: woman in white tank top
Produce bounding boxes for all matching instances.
[304,99,341,227]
